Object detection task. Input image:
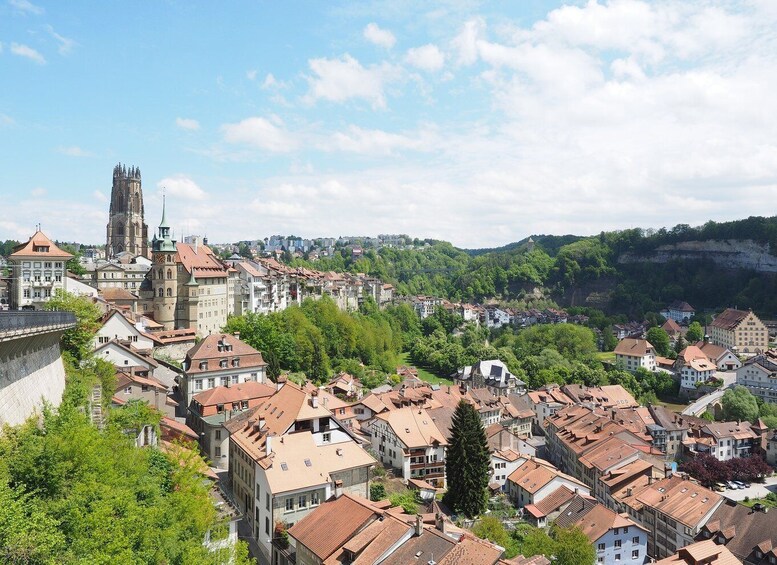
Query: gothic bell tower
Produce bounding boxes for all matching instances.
[151,196,178,330]
[106,163,149,258]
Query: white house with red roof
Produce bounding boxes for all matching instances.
[8,230,73,310]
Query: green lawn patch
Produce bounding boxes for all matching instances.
[597,351,616,363]
[398,352,454,385]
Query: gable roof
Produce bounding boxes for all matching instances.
[614,338,655,357]
[662,318,683,334]
[710,309,752,331]
[701,498,777,562]
[287,493,381,561]
[175,243,227,278]
[554,496,644,543]
[656,539,742,565]
[10,230,73,259]
[94,339,159,369]
[191,381,275,407]
[507,458,586,495]
[185,333,266,374]
[635,476,721,528]
[373,407,448,449]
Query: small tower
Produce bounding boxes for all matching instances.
[151,196,178,330]
[184,271,200,331]
[526,237,535,253]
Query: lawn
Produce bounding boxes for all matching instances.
[740,492,777,509]
[398,352,454,385]
[597,351,616,363]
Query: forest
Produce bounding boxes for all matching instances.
[285,216,777,318]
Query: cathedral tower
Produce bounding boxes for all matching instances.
[106,163,149,258]
[151,196,178,330]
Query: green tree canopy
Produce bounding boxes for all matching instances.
[444,401,490,518]
[722,386,759,422]
[44,289,101,361]
[646,327,671,357]
[686,321,704,343]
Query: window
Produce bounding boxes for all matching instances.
[221,377,229,386]
[23,289,30,298]
[623,527,628,534]
[311,492,320,505]
[232,358,240,367]
[266,493,270,511]
[232,375,239,385]
[217,404,224,413]
[285,498,294,512]
[615,540,621,549]
[215,430,221,440]
[220,359,228,368]
[322,432,331,443]
[615,555,621,562]
[265,517,270,535]
[208,378,215,388]
[124,387,132,394]
[298,495,307,508]
[194,379,203,391]
[597,543,605,551]
[632,536,639,544]
[215,447,221,457]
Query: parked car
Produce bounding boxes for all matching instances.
[727,481,740,490]
[733,481,747,489]
[714,483,726,492]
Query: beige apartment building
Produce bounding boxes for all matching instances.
[709,308,768,355]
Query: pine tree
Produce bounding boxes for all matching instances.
[265,349,282,382]
[444,400,490,518]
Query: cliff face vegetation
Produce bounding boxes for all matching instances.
[290,216,777,318]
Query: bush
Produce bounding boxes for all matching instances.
[370,483,386,501]
[389,491,418,514]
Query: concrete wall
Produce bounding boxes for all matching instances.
[0,330,67,426]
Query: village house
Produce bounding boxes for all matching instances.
[112,369,176,417]
[526,386,574,428]
[554,495,649,565]
[94,309,155,351]
[698,498,777,564]
[736,349,777,404]
[454,359,527,396]
[186,381,275,469]
[228,382,375,562]
[180,333,267,408]
[682,421,759,462]
[656,539,742,565]
[506,457,590,509]
[695,341,741,371]
[661,301,696,324]
[490,448,527,491]
[370,406,447,487]
[709,308,768,355]
[614,338,657,372]
[676,346,718,391]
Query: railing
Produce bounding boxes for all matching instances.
[0,311,76,332]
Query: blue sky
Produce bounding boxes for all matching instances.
[1,0,776,248]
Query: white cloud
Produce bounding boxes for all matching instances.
[363,22,396,49]
[56,146,93,157]
[8,0,43,15]
[45,25,76,55]
[329,125,436,155]
[176,117,201,131]
[405,44,445,72]
[93,190,108,203]
[305,54,401,109]
[30,187,46,197]
[10,43,45,64]
[451,18,485,65]
[157,175,207,201]
[246,69,257,80]
[221,116,297,152]
[261,73,286,89]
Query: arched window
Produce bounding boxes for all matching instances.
[167,269,172,280]
[157,288,163,297]
[158,269,163,279]
[166,288,172,297]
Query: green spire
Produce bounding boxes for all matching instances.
[185,270,199,286]
[159,194,169,229]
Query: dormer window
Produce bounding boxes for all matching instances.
[232,358,239,367]
[217,404,224,413]
[220,359,228,368]
[199,361,207,370]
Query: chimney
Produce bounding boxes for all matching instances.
[233,331,240,340]
[415,514,423,536]
[648,476,654,485]
[266,433,274,457]
[311,390,319,408]
[277,375,287,391]
[258,416,265,430]
[435,512,448,535]
[334,479,343,498]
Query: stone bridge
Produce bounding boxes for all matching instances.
[0,311,76,426]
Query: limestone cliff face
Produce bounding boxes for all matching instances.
[618,239,777,273]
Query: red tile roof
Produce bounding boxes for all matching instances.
[10,230,73,258]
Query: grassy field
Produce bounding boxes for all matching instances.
[398,352,454,385]
[740,493,777,509]
[597,351,616,363]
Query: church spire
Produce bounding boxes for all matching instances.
[159,192,169,229]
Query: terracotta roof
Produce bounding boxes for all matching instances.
[579,436,638,472]
[529,485,576,517]
[700,498,777,562]
[666,301,695,312]
[635,476,721,528]
[662,318,683,334]
[10,230,73,258]
[500,556,551,565]
[175,242,227,278]
[710,308,751,331]
[701,421,757,441]
[191,381,275,407]
[438,535,504,565]
[507,458,586,495]
[185,333,266,374]
[100,287,138,301]
[373,407,448,449]
[287,493,381,561]
[614,338,655,357]
[160,417,198,440]
[655,539,742,565]
[115,371,168,392]
[695,341,732,362]
[350,514,411,565]
[554,496,644,544]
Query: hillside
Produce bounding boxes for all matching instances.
[288,216,777,318]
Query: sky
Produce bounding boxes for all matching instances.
[1,0,777,249]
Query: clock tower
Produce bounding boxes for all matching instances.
[151,196,177,330]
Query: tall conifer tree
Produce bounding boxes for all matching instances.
[444,400,490,517]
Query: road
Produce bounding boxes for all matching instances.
[720,475,777,502]
[681,371,737,416]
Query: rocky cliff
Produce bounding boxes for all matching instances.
[618,239,777,273]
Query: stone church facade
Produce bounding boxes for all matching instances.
[106,163,149,258]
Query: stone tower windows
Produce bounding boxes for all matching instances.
[106,163,150,259]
